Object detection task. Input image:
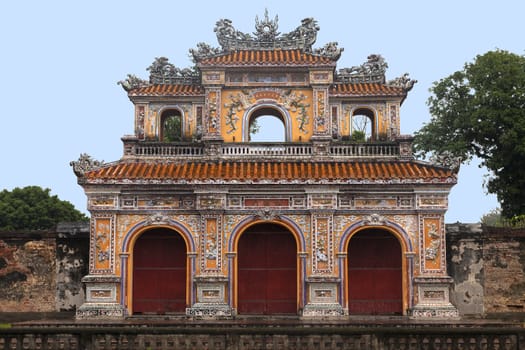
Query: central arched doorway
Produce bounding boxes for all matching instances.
[237,223,297,314]
[347,228,402,315]
[132,228,187,314]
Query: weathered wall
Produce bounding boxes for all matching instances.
[482,227,525,314]
[446,223,485,315]
[446,223,525,316]
[0,223,88,312]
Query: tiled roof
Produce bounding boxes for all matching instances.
[128,84,204,96]
[83,160,454,184]
[198,49,336,67]
[330,83,405,97]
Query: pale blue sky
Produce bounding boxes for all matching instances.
[1,1,523,222]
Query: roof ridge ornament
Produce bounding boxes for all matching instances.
[254,9,280,42]
[70,153,105,177]
[336,54,389,84]
[190,11,335,61]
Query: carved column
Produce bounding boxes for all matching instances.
[76,214,125,319]
[303,208,344,317]
[202,87,223,142]
[411,214,458,318]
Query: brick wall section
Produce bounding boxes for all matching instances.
[0,223,88,312]
[482,226,525,314]
[447,223,525,316]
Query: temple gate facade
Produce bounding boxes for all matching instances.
[72,11,458,319]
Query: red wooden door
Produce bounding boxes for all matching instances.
[347,229,402,314]
[238,224,297,314]
[133,229,186,314]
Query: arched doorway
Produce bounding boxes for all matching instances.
[243,105,290,142]
[132,228,187,314]
[350,108,375,141]
[347,228,402,314]
[237,223,297,314]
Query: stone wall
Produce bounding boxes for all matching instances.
[447,223,525,316]
[0,223,88,312]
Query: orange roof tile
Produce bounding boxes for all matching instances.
[199,49,335,67]
[330,83,405,97]
[128,84,204,96]
[83,160,455,184]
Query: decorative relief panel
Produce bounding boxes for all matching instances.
[313,89,328,134]
[353,196,397,209]
[312,215,334,274]
[420,215,445,273]
[198,195,225,210]
[89,195,116,210]
[309,194,336,209]
[205,89,221,135]
[418,195,447,209]
[136,105,146,140]
[389,104,398,138]
[201,216,222,272]
[135,195,195,210]
[91,215,115,274]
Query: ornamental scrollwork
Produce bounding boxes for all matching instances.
[70,153,104,177]
[362,213,387,226]
[144,213,171,226]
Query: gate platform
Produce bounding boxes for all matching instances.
[1,314,524,349]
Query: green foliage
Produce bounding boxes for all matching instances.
[0,186,88,231]
[414,50,525,218]
[351,130,366,142]
[162,115,182,142]
[481,208,525,228]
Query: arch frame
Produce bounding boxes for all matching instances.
[241,102,292,142]
[120,218,197,315]
[338,218,415,315]
[348,105,379,141]
[158,105,186,141]
[228,215,306,314]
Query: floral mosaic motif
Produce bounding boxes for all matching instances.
[314,90,327,133]
[281,90,310,134]
[200,216,222,273]
[224,91,251,134]
[206,90,220,134]
[90,216,114,273]
[425,223,441,261]
[312,216,333,274]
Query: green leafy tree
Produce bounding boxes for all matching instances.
[414,50,525,218]
[0,186,88,230]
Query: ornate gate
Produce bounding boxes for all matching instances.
[237,223,297,314]
[347,229,402,314]
[132,228,187,314]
